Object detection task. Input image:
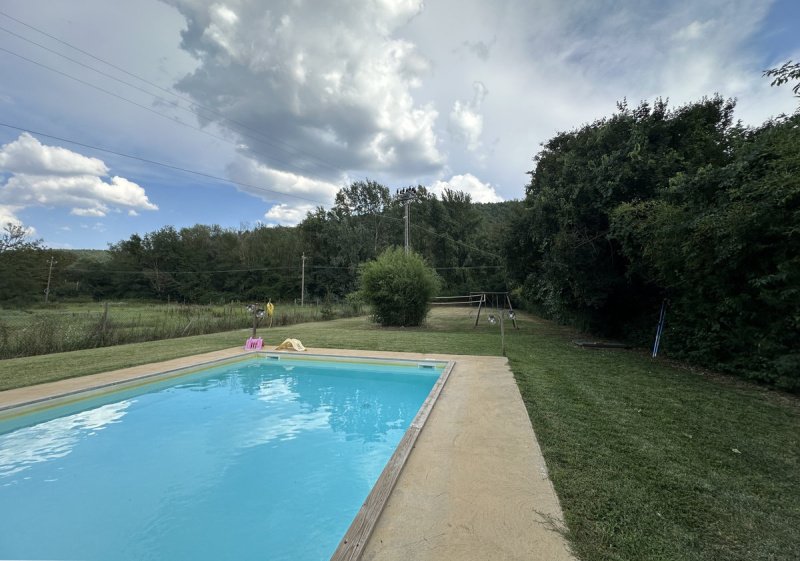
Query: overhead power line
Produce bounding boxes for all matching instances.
[0,10,346,175]
[0,122,325,206]
[65,264,503,275]
[0,44,332,177]
[409,221,502,263]
[68,265,298,274]
[0,12,505,264]
[0,121,501,263]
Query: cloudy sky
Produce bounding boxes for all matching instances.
[0,0,797,249]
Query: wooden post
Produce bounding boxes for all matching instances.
[500,311,506,356]
[474,293,485,327]
[404,199,410,255]
[101,301,109,344]
[301,253,306,307]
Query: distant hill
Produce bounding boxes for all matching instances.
[63,249,112,262]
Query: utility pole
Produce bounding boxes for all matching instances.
[404,199,410,255]
[396,187,417,255]
[301,252,306,307]
[44,255,56,303]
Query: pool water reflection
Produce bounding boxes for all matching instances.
[0,356,441,561]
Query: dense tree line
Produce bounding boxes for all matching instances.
[300,181,514,297]
[0,185,516,305]
[0,224,50,305]
[506,96,799,390]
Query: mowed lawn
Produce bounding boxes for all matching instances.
[1,307,797,561]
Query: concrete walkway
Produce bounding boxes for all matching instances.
[354,352,575,561]
[0,348,575,561]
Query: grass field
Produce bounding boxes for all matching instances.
[0,307,797,561]
[0,300,359,359]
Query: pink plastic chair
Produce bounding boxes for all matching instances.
[244,337,263,350]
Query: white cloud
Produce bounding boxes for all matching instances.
[431,173,503,203]
[264,203,317,226]
[0,205,24,229]
[227,155,341,205]
[0,133,157,224]
[79,222,107,232]
[228,155,339,226]
[672,19,715,42]
[0,132,108,176]
[128,209,140,216]
[449,81,488,152]
[70,206,108,217]
[164,0,443,178]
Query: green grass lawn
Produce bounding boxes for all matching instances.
[0,307,797,560]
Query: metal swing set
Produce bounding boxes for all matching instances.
[431,291,518,329]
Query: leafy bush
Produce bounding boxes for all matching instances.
[507,97,800,391]
[345,291,365,315]
[360,248,440,326]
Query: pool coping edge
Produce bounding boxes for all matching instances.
[330,359,456,561]
[0,350,448,419]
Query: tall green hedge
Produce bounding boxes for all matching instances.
[506,98,800,391]
[359,247,440,327]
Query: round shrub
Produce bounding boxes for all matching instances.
[360,247,440,327]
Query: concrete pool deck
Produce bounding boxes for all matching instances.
[0,347,575,561]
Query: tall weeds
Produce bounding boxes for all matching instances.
[0,302,360,359]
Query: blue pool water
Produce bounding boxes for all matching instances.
[0,356,441,560]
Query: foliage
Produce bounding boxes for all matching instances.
[301,181,512,299]
[0,222,51,305]
[333,179,391,255]
[0,180,512,308]
[507,96,736,328]
[359,247,440,326]
[63,223,305,304]
[610,114,800,389]
[0,223,40,252]
[507,97,799,390]
[764,60,800,97]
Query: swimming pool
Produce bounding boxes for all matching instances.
[0,353,450,561]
